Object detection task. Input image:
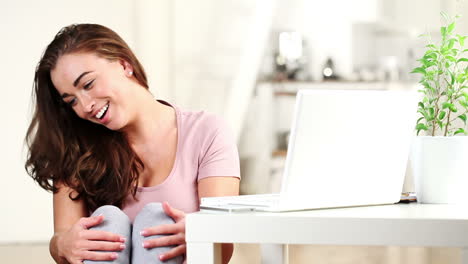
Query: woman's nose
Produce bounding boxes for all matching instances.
[80,94,95,114]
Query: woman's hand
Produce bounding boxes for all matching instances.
[140,202,187,262]
[57,215,126,264]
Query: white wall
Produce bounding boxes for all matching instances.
[133,0,173,101]
[172,0,268,115]
[171,0,276,142]
[0,0,172,243]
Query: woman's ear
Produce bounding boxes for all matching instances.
[119,59,134,77]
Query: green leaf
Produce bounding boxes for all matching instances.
[460,100,468,108]
[438,110,446,120]
[462,91,468,100]
[418,102,424,108]
[441,46,449,55]
[419,59,432,68]
[420,54,438,67]
[421,81,433,90]
[458,114,467,124]
[456,92,468,100]
[441,11,449,23]
[457,58,468,63]
[458,35,466,46]
[447,38,457,50]
[416,123,428,131]
[446,55,456,62]
[428,107,435,118]
[427,61,437,68]
[442,102,454,109]
[441,26,447,38]
[437,120,445,128]
[447,22,456,34]
[418,109,430,120]
[426,44,437,49]
[454,128,466,135]
[463,49,468,53]
[458,75,466,84]
[424,50,438,59]
[411,67,427,75]
[447,88,455,97]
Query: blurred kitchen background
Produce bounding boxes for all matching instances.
[1,0,467,263]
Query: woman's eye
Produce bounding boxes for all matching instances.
[84,79,94,90]
[67,98,77,107]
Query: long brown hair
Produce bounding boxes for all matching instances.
[25,24,146,211]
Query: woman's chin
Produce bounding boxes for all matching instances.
[106,119,127,131]
[104,122,121,131]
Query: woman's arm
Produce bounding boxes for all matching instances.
[198,176,240,264]
[50,183,87,263]
[51,183,124,264]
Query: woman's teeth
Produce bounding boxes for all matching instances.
[95,104,109,119]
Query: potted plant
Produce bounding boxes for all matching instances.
[410,12,468,204]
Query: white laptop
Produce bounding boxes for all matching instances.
[201,89,419,212]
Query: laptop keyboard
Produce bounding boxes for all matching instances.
[201,194,281,208]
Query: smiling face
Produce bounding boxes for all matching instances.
[51,52,136,130]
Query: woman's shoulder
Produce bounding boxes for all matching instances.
[178,107,229,134]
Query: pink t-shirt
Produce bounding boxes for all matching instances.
[122,101,240,222]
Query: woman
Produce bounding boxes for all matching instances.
[25,23,240,264]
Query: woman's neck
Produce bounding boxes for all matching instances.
[123,90,176,148]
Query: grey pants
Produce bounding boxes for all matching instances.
[84,203,184,264]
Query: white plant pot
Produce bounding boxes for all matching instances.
[411,136,468,204]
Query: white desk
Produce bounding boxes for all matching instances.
[186,204,468,264]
